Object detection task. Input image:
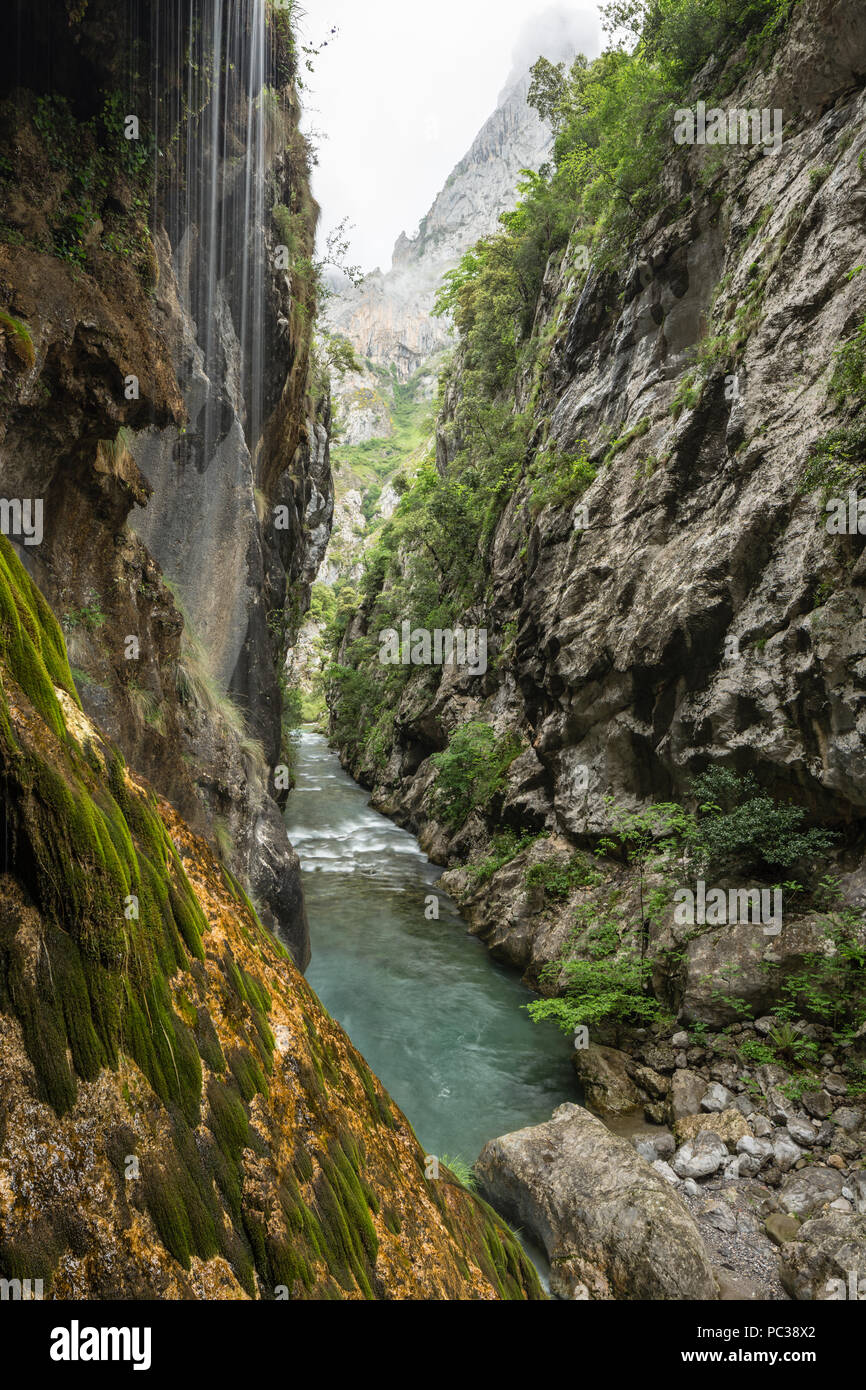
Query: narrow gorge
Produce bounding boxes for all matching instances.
[0,0,865,1336]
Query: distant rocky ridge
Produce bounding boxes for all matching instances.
[324,54,570,383]
[319,29,584,581]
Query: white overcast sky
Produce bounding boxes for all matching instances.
[300,1,603,274]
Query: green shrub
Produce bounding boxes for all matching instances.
[829,317,866,406]
[670,369,702,419]
[528,448,597,515]
[528,949,665,1033]
[738,1037,779,1065]
[801,421,866,499]
[767,1021,818,1064]
[0,310,35,370]
[802,318,866,497]
[467,830,541,884]
[431,723,523,829]
[690,768,837,876]
[603,417,651,466]
[771,908,866,1041]
[525,852,602,898]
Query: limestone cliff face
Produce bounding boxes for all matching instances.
[0,0,333,965]
[325,64,561,381]
[0,539,541,1299]
[332,0,866,1016]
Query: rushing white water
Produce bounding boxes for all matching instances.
[284,730,576,1165]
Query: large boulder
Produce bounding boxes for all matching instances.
[475,1103,717,1300]
[779,1214,866,1300]
[779,1166,845,1218]
[675,1110,752,1151]
[672,1131,729,1179]
[572,1044,642,1116]
[652,915,831,1027]
[668,1069,708,1123]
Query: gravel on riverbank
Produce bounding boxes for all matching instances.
[680,1177,789,1300]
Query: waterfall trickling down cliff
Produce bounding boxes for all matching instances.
[134,0,270,463]
[127,0,278,689]
[0,0,323,969]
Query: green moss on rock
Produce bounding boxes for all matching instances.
[0,536,78,737]
[0,545,545,1302]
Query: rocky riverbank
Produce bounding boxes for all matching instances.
[475,1024,865,1300]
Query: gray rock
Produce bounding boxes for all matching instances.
[755,1064,789,1094]
[640,1043,677,1075]
[772,1133,802,1173]
[709,1062,739,1090]
[635,1128,676,1162]
[475,1103,717,1301]
[672,1132,729,1180]
[671,1031,690,1048]
[732,1153,760,1177]
[779,1166,846,1218]
[629,1061,670,1100]
[779,1214,866,1300]
[651,1159,681,1186]
[700,1200,738,1233]
[766,1088,795,1126]
[754,1018,776,1037]
[765,1213,801,1246]
[832,1134,862,1161]
[653,1130,676,1160]
[813,1121,835,1148]
[751,1115,774,1138]
[787,1116,817,1146]
[572,1044,642,1116]
[736,1135,773,1167]
[831,1107,863,1133]
[702,1082,735,1113]
[803,1090,834,1120]
[668,1069,707,1123]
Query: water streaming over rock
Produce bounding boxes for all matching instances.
[136,0,270,461]
[125,0,278,689]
